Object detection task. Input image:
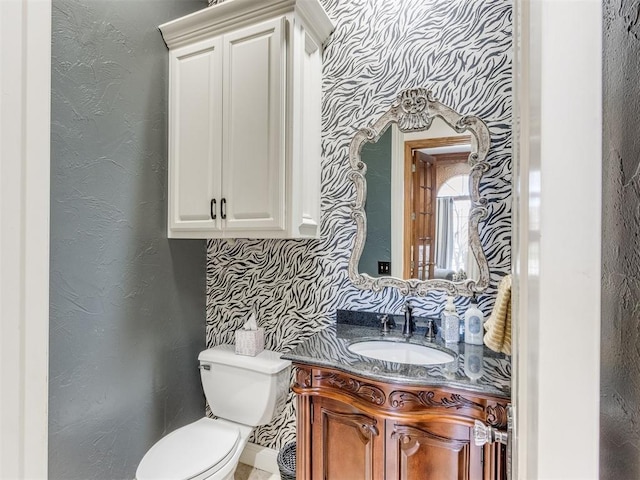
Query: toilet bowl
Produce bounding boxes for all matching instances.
[136,418,251,480]
[136,345,291,480]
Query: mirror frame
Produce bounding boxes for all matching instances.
[348,87,491,296]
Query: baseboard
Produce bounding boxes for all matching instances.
[239,442,280,475]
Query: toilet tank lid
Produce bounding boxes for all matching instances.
[199,345,291,374]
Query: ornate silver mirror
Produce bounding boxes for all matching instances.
[348,88,490,296]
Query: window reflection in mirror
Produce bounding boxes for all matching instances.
[359,118,480,282]
[435,173,474,280]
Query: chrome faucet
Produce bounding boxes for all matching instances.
[402,301,416,338]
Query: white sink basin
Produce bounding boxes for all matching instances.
[348,340,454,365]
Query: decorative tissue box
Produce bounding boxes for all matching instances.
[235,327,264,356]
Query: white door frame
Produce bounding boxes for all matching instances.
[514,0,601,478]
[0,0,51,477]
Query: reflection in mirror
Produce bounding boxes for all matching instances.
[434,171,480,281]
[349,88,490,296]
[360,125,480,282]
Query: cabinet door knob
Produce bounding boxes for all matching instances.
[473,420,507,446]
[221,198,227,220]
[210,199,217,220]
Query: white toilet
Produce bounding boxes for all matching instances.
[136,345,291,480]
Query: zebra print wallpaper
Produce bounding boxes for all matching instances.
[206,0,512,449]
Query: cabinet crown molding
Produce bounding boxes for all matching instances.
[159,0,334,50]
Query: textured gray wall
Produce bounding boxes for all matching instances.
[601,1,640,478]
[49,1,207,478]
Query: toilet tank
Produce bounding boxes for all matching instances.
[198,345,291,427]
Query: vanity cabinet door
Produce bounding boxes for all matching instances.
[385,419,484,480]
[311,396,385,480]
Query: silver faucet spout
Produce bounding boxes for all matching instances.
[402,301,415,338]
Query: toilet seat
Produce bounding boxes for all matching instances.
[136,418,241,480]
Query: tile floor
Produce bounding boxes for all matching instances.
[234,463,280,480]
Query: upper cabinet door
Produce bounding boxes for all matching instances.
[169,37,223,234]
[221,18,286,233]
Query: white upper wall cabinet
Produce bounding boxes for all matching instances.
[159,0,334,239]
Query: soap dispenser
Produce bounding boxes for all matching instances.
[442,296,460,343]
[464,294,485,345]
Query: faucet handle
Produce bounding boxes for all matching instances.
[425,317,437,342]
[378,314,392,335]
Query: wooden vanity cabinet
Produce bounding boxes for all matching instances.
[293,364,509,480]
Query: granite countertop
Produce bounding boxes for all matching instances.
[282,311,511,399]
